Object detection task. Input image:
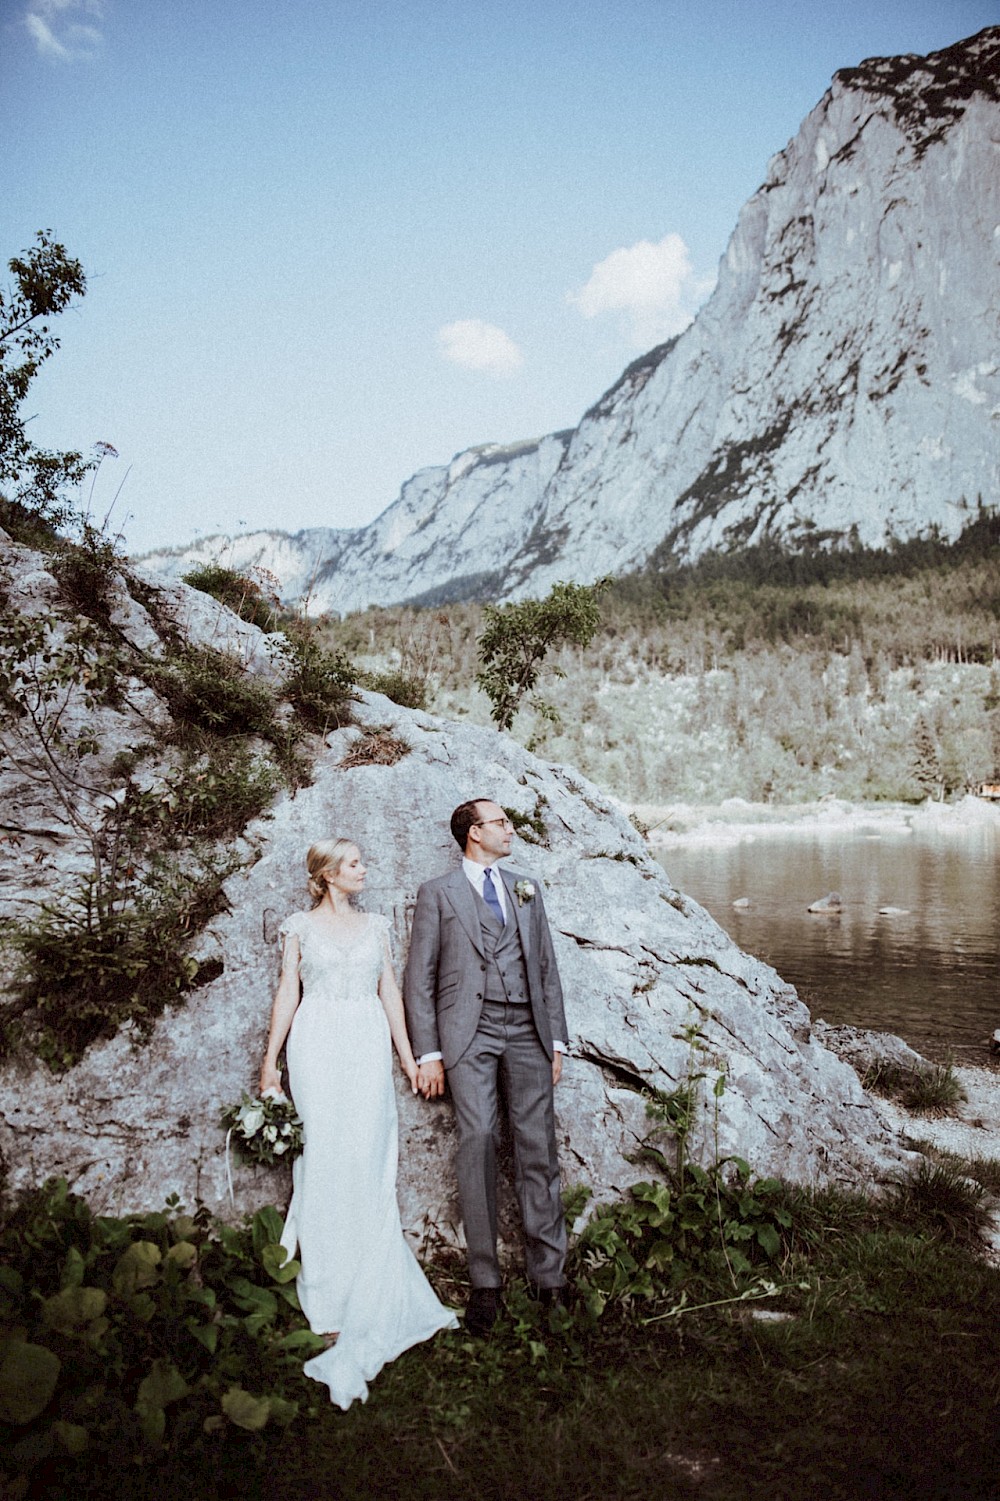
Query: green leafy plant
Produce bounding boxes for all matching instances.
[0,1181,321,1484]
[132,746,281,842]
[144,643,279,741]
[567,1163,794,1323]
[357,666,428,710]
[0,230,93,536]
[475,578,609,731]
[181,563,282,634]
[2,856,233,1070]
[280,624,356,734]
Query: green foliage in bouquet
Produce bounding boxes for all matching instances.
[221,1093,305,1167]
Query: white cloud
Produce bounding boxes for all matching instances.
[568,232,715,349]
[24,0,104,60]
[436,319,524,377]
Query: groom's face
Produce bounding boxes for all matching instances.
[470,801,513,862]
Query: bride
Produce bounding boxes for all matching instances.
[260,838,457,1408]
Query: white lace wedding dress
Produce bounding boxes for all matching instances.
[278,910,457,1408]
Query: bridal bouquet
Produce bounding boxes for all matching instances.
[220,1090,305,1168]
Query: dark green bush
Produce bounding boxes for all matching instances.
[181,564,281,633]
[145,645,278,740]
[134,748,281,842]
[357,666,427,710]
[281,627,356,734]
[2,861,231,1071]
[0,1181,319,1486]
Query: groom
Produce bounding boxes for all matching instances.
[404,798,568,1335]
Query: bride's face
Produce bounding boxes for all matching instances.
[327,845,366,897]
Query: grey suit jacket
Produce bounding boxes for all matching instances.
[403,865,568,1070]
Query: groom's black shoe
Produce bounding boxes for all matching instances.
[465,1286,502,1337]
[531,1284,568,1311]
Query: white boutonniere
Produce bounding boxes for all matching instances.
[514,879,536,907]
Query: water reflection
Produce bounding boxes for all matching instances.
[656,820,1000,1063]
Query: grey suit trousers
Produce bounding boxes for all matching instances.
[447,999,566,1289]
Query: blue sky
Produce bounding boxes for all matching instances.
[3,0,995,554]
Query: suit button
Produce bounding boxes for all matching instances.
[480,964,486,972]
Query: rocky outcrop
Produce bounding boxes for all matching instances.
[0,679,912,1258]
[140,29,1000,613]
[0,532,290,920]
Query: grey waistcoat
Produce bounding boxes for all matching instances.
[479,903,530,1004]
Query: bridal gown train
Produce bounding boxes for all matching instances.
[278,910,457,1409]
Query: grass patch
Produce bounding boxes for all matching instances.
[357,666,428,710]
[914,1142,1000,1193]
[860,1059,966,1115]
[4,1162,1000,1501]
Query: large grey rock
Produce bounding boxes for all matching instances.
[0,689,911,1259]
[139,30,1000,613]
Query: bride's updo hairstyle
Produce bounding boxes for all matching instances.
[306,838,356,905]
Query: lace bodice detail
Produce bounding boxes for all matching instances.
[279,911,390,1001]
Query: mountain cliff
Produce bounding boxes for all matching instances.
[141,28,1000,613]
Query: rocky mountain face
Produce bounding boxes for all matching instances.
[141,28,1000,615]
[0,529,911,1245]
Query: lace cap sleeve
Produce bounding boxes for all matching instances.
[277,911,307,953]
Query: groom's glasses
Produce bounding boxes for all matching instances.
[475,817,514,831]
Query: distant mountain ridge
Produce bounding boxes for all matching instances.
[140,27,1000,614]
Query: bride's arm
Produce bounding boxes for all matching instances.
[378,937,419,1094]
[260,935,301,1096]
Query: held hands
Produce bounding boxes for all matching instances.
[416,1060,445,1100]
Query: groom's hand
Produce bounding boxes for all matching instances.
[552,1053,563,1087]
[417,1060,445,1099]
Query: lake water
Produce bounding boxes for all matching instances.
[656,812,1000,1064]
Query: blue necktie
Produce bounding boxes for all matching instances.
[482,867,505,925]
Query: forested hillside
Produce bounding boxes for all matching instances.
[318,518,1000,806]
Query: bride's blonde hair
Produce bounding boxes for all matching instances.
[306,838,357,905]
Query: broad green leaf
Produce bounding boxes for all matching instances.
[129,1292,157,1322]
[165,1240,198,1270]
[60,1246,86,1289]
[111,1240,162,1296]
[232,1285,278,1317]
[138,1404,166,1446]
[261,1243,299,1283]
[756,1223,781,1258]
[0,1339,61,1425]
[277,1328,327,1353]
[646,1238,675,1270]
[137,1359,189,1410]
[52,1419,89,1455]
[221,1386,271,1431]
[266,1395,299,1428]
[185,1320,218,1354]
[242,1311,275,1337]
[42,1284,107,1334]
[252,1204,284,1256]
